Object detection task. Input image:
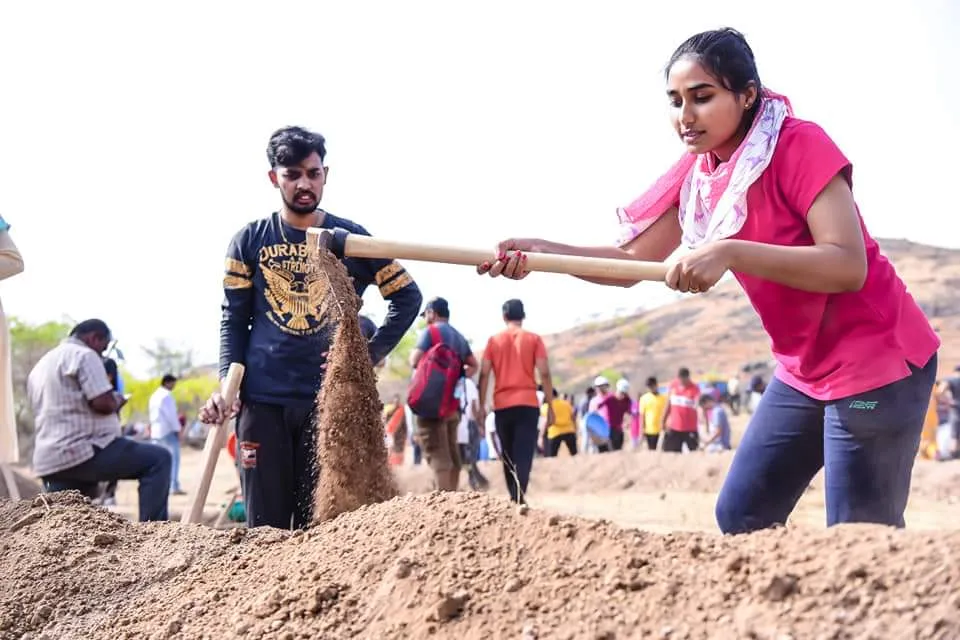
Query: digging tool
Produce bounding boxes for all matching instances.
[0,464,19,501]
[306,228,670,282]
[182,363,245,525]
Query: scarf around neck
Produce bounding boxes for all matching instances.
[615,90,794,249]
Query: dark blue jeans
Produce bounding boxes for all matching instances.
[42,437,172,522]
[716,354,937,534]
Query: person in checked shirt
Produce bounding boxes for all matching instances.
[28,319,172,521]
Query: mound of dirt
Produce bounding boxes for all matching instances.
[396,450,960,502]
[3,490,959,639]
[311,247,397,522]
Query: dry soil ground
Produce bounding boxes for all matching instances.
[4,416,960,639]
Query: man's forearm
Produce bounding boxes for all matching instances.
[219,293,252,379]
[369,281,423,363]
[219,324,250,379]
[540,374,554,407]
[479,371,490,410]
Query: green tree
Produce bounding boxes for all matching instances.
[141,338,194,377]
[119,371,218,424]
[9,317,71,459]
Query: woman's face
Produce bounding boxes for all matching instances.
[666,56,756,161]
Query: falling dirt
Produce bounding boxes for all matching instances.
[310,246,398,522]
[2,490,960,639]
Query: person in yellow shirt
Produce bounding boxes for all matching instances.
[917,383,943,460]
[541,389,577,456]
[638,376,668,451]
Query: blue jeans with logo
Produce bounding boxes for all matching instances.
[716,353,937,534]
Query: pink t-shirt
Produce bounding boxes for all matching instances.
[722,117,939,400]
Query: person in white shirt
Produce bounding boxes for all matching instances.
[483,410,498,461]
[456,375,489,490]
[148,374,185,495]
[727,375,741,415]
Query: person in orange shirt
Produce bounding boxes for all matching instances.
[479,299,554,505]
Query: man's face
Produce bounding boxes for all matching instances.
[423,309,437,324]
[86,333,111,355]
[269,151,327,215]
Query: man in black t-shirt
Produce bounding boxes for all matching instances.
[200,126,422,530]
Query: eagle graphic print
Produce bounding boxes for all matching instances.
[259,241,327,336]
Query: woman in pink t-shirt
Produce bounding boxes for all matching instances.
[477,28,939,534]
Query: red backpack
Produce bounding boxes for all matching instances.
[408,324,463,420]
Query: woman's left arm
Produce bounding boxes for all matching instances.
[723,173,867,293]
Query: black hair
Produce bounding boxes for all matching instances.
[161,374,178,385]
[103,357,120,391]
[266,126,327,168]
[70,319,111,340]
[666,28,763,122]
[678,367,691,379]
[645,376,658,388]
[699,394,717,407]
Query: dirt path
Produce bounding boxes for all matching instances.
[533,490,960,533]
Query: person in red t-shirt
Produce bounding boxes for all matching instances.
[661,367,700,452]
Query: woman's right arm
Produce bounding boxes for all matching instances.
[482,207,681,287]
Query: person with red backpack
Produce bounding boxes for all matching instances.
[408,297,479,491]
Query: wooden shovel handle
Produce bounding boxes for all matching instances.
[307,230,669,282]
[181,362,245,525]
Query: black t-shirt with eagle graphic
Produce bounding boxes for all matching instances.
[219,211,422,406]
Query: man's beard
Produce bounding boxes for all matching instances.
[283,192,319,215]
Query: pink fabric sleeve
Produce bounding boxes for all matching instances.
[775,121,853,217]
[614,154,694,247]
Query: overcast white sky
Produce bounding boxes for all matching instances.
[0,1,956,377]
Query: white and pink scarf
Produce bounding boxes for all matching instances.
[615,90,794,249]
